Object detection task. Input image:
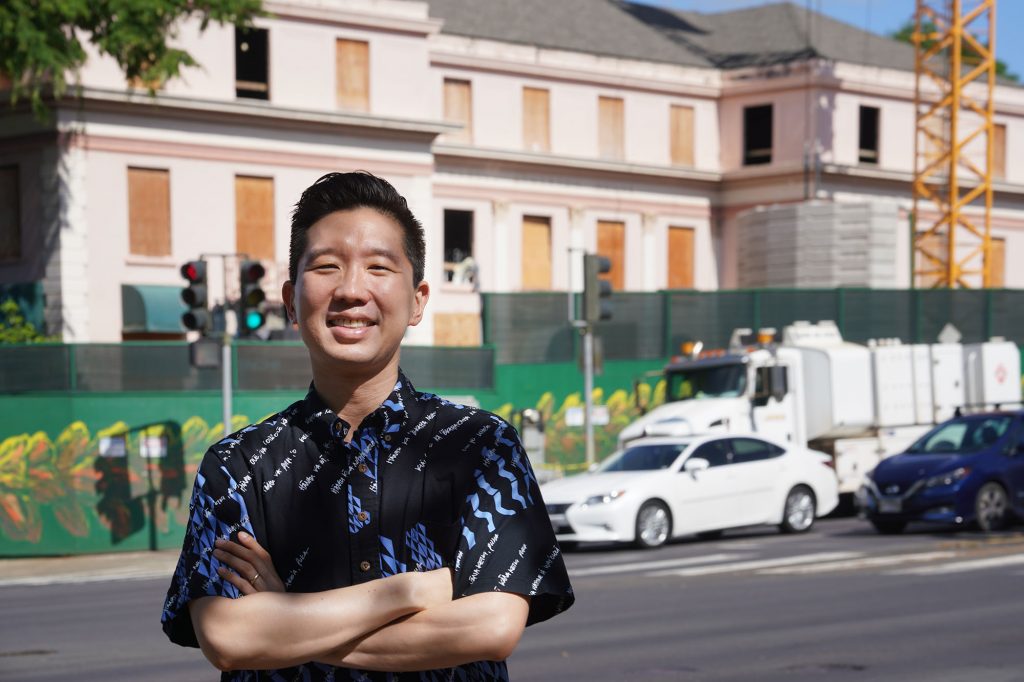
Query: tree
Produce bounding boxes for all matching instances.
[891,19,1019,83]
[0,0,263,116]
[0,298,56,343]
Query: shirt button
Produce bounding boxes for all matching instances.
[384,434,392,442]
[358,463,368,473]
[360,561,371,572]
[358,511,369,522]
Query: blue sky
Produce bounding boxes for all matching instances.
[654,0,1022,79]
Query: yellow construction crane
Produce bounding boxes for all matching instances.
[911,0,997,288]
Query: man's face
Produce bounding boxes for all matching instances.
[283,207,428,376]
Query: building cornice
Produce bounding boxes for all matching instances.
[51,87,457,142]
[263,0,442,36]
[433,143,722,188]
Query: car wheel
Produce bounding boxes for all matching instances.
[975,482,1010,532]
[870,519,907,535]
[634,501,671,549]
[779,486,816,534]
[696,530,724,541]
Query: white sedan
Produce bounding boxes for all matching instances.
[541,435,839,549]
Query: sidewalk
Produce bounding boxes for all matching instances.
[0,549,179,587]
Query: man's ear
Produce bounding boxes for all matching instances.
[282,280,297,326]
[409,280,430,327]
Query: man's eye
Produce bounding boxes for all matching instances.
[369,264,392,272]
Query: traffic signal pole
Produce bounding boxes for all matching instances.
[569,249,613,467]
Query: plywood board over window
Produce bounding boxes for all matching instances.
[993,123,1006,180]
[521,216,552,290]
[127,168,171,257]
[235,176,275,261]
[337,39,369,112]
[989,236,1005,288]
[523,87,550,153]
[0,166,20,261]
[444,79,473,144]
[598,96,624,160]
[597,220,625,290]
[670,105,695,166]
[667,226,695,289]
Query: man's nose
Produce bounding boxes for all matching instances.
[333,266,370,303]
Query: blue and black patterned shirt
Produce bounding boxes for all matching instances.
[161,370,574,681]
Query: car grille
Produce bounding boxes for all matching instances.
[546,503,572,515]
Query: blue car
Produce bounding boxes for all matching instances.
[857,411,1024,534]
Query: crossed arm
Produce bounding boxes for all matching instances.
[188,533,530,672]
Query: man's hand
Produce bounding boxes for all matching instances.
[214,532,285,594]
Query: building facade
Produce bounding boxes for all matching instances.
[1,0,1022,343]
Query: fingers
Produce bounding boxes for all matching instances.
[213,546,257,590]
[214,533,286,593]
[217,565,256,596]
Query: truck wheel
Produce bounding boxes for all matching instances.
[870,519,906,534]
[779,486,816,534]
[634,501,671,549]
[975,482,1010,532]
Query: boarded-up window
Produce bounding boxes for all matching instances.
[434,312,482,346]
[667,226,695,289]
[236,27,269,100]
[743,104,773,165]
[994,123,1006,180]
[0,166,20,261]
[915,231,946,288]
[127,168,171,257]
[597,220,625,290]
[989,236,1005,288]
[859,106,880,164]
[337,39,370,112]
[670,105,695,166]
[523,87,550,153]
[235,176,275,261]
[599,96,624,160]
[443,79,473,144]
[521,216,552,290]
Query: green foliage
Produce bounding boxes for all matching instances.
[0,0,264,117]
[0,298,55,343]
[890,19,1018,82]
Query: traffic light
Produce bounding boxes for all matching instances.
[583,253,613,322]
[238,260,266,336]
[180,260,209,332]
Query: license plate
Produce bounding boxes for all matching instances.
[878,498,902,514]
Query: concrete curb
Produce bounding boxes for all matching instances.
[0,550,179,587]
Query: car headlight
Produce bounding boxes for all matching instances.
[924,466,970,489]
[582,489,626,506]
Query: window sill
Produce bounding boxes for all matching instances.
[126,255,178,268]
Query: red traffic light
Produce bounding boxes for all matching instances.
[180,260,206,283]
[240,261,266,282]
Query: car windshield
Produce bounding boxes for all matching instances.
[598,443,688,472]
[904,415,1014,455]
[667,363,747,401]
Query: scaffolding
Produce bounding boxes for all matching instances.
[912,0,997,288]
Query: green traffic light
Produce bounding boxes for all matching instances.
[245,310,266,330]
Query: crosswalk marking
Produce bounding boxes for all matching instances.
[758,551,957,575]
[887,553,1024,576]
[647,551,862,577]
[570,553,741,577]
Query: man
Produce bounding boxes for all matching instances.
[161,171,574,680]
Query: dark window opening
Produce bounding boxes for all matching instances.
[743,104,773,165]
[236,28,269,100]
[0,165,20,261]
[444,210,474,284]
[859,106,880,164]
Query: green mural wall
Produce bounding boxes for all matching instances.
[0,360,666,557]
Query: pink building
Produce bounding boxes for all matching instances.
[1,0,1021,343]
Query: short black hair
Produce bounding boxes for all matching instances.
[289,171,426,285]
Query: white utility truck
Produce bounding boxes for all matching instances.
[619,321,1021,494]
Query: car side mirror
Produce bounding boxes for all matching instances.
[683,457,710,474]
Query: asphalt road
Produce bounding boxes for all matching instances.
[3,517,1024,681]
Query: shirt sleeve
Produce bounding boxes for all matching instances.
[160,444,258,647]
[452,415,574,626]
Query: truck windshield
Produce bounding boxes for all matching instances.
[667,364,747,401]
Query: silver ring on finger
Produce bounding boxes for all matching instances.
[248,572,260,586]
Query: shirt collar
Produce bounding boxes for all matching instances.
[298,369,417,443]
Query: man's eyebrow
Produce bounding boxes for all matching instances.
[304,246,401,262]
